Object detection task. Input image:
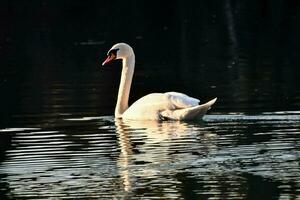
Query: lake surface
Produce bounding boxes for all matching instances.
[0,66,299,199]
[1,1,300,199]
[0,113,300,199]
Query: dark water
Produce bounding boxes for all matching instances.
[1,1,300,199]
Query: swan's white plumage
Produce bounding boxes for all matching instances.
[102,43,217,121]
[122,92,202,120]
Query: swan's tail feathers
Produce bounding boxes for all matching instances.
[183,97,217,120]
[160,98,217,120]
[204,97,217,111]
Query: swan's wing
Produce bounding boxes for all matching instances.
[160,98,217,120]
[165,92,200,109]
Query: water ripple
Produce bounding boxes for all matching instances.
[0,113,299,199]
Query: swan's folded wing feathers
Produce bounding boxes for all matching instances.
[160,98,217,120]
[166,92,200,109]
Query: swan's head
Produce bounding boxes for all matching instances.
[102,43,134,66]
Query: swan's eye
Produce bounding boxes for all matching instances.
[108,48,119,57]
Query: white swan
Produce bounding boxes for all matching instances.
[102,43,217,120]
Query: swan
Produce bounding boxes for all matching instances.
[102,43,217,120]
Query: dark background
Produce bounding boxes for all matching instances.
[1,0,300,124]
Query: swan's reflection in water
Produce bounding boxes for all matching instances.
[114,117,300,199]
[115,119,217,194]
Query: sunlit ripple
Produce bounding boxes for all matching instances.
[0,128,41,133]
[204,113,300,121]
[0,113,299,199]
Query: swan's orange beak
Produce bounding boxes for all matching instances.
[102,54,116,66]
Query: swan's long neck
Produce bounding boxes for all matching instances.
[115,54,135,118]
